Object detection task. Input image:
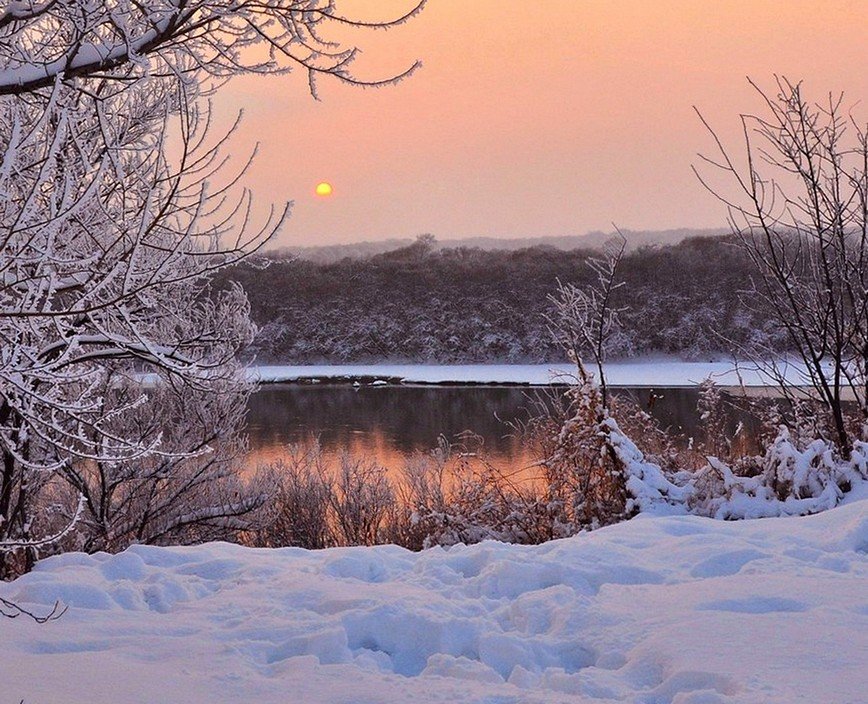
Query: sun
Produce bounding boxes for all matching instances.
[315,181,333,197]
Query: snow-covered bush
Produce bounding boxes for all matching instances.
[399,378,867,548]
[253,381,868,553]
[529,208,868,530]
[528,372,867,531]
[688,428,867,520]
[538,377,629,528]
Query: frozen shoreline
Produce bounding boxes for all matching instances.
[249,359,812,388]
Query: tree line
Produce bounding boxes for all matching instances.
[223,234,784,363]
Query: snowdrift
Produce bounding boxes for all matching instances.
[1,499,866,703]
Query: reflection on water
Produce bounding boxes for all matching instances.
[245,385,747,475]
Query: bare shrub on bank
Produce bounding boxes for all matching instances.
[330,457,395,547]
[252,395,687,551]
[254,441,395,549]
[401,435,564,548]
[250,436,563,551]
[255,444,333,549]
[64,376,270,553]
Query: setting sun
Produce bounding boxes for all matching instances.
[315,181,333,197]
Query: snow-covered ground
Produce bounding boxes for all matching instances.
[251,359,814,387]
[2,498,866,703]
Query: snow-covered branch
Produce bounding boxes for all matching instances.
[0,0,425,97]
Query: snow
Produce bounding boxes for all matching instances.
[250,359,815,387]
[2,502,866,703]
[603,418,867,522]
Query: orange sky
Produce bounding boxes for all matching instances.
[216,0,868,247]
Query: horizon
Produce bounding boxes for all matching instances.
[268,226,730,254]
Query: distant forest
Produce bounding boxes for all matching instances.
[271,228,728,263]
[220,234,783,363]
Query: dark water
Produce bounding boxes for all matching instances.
[244,384,744,472]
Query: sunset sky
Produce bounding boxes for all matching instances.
[217,0,868,248]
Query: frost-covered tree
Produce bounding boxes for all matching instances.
[0,0,423,574]
[695,77,868,456]
[0,75,269,575]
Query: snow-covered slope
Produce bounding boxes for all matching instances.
[1,502,866,703]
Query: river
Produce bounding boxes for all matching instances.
[244,384,753,474]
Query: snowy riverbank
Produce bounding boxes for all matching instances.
[1,495,866,703]
[250,359,814,387]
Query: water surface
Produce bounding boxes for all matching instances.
[245,384,739,475]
